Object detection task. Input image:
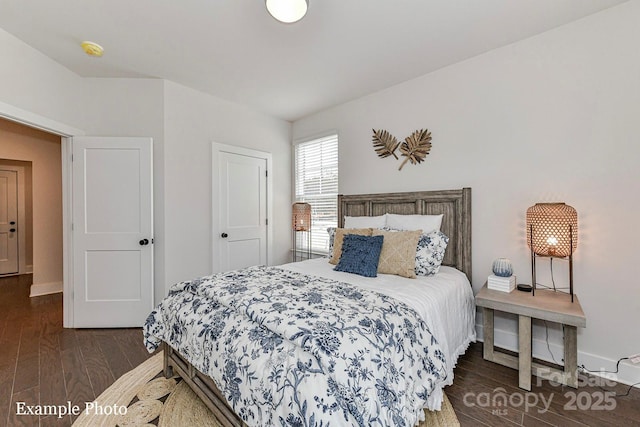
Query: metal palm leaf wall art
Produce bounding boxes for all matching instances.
[372,128,432,170]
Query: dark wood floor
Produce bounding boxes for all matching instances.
[1,274,638,426]
[449,343,640,426]
[0,275,151,426]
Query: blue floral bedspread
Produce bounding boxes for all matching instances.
[144,266,448,427]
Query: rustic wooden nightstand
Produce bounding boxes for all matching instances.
[475,284,586,391]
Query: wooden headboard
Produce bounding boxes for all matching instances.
[337,188,472,282]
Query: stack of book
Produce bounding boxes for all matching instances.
[487,274,516,292]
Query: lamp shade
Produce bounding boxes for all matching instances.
[526,203,578,257]
[266,0,308,23]
[292,202,311,231]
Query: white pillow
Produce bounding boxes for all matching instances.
[344,214,387,229]
[386,213,443,233]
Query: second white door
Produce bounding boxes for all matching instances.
[214,144,270,272]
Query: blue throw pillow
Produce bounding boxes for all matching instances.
[334,234,384,277]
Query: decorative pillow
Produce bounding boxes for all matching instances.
[329,228,373,264]
[386,213,443,233]
[344,214,387,229]
[371,229,422,278]
[333,234,384,277]
[327,227,337,257]
[415,230,449,276]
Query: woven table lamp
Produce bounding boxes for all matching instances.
[292,202,311,261]
[526,203,578,301]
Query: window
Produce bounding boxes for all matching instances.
[294,134,338,253]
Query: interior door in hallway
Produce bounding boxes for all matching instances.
[0,169,18,275]
[72,137,153,327]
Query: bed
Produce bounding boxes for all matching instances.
[144,188,474,427]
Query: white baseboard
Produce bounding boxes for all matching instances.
[30,281,63,297]
[476,323,640,388]
[25,264,33,274]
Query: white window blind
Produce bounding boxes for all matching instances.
[295,134,338,253]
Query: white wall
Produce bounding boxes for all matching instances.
[293,2,640,384]
[163,81,291,290]
[0,28,292,306]
[0,28,82,128]
[0,28,169,302]
[80,79,292,300]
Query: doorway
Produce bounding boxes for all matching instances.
[0,118,61,296]
[0,103,84,327]
[1,102,157,328]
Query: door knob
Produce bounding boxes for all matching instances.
[221,233,228,238]
[10,221,15,225]
[9,228,16,232]
[139,238,149,246]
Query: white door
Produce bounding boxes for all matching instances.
[72,137,153,327]
[0,170,18,275]
[214,144,270,272]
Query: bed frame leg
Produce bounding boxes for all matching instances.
[162,342,174,378]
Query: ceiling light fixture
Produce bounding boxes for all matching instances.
[266,0,308,24]
[81,41,104,57]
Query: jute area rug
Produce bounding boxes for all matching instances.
[73,351,460,427]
